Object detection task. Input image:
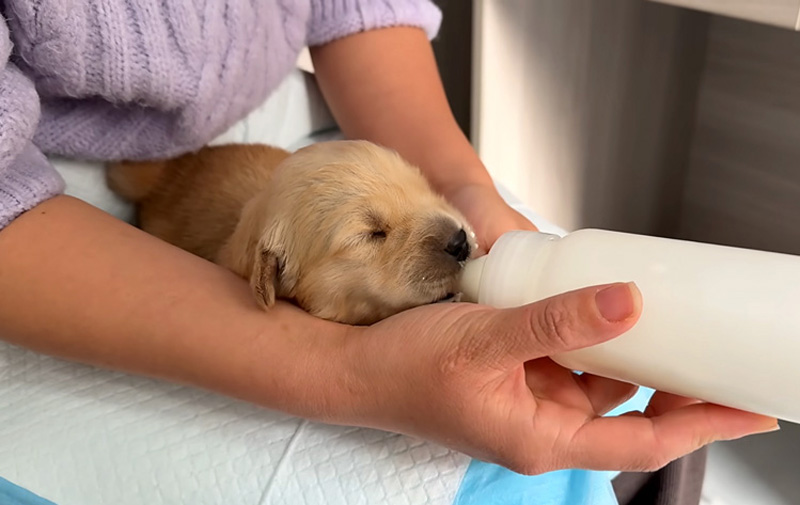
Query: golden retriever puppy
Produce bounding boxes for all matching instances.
[107,141,476,325]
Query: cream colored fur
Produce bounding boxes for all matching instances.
[108,141,475,325]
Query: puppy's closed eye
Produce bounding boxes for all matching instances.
[364,212,389,241]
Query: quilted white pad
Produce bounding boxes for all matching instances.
[0,346,471,505]
[0,68,565,505]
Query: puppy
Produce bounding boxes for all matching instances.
[107,141,476,325]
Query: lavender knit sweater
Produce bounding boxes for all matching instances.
[0,0,441,229]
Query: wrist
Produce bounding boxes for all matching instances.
[424,156,496,200]
[440,179,503,209]
[320,323,400,431]
[240,303,362,424]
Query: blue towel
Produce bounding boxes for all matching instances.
[0,477,57,505]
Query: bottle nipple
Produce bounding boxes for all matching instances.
[460,255,488,303]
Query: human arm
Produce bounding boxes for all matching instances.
[0,197,776,473]
[0,196,353,420]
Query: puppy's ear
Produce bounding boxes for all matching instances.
[250,244,283,309]
[217,193,290,310]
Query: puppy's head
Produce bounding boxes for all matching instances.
[220,140,476,325]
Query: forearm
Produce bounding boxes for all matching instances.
[0,196,351,421]
[310,27,492,196]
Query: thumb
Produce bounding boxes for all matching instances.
[491,282,642,365]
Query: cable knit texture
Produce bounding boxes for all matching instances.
[0,0,441,229]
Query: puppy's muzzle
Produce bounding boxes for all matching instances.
[444,228,471,262]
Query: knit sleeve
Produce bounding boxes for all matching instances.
[306,0,442,46]
[0,19,64,230]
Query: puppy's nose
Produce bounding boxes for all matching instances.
[444,229,470,262]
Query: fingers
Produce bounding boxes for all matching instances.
[524,359,593,411]
[485,210,538,247]
[561,403,779,472]
[491,282,643,365]
[575,373,639,416]
[645,391,703,416]
[524,360,638,416]
[479,202,539,250]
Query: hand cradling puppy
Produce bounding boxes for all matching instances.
[107,141,476,325]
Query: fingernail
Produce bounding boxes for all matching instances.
[758,422,781,434]
[719,421,780,442]
[595,283,636,322]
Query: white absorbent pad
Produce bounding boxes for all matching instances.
[0,351,473,505]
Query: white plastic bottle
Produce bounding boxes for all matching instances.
[460,229,800,423]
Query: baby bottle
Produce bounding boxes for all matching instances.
[460,229,800,422]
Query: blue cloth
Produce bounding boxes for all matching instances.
[0,477,57,505]
[454,387,655,505]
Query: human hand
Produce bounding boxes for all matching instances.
[444,182,538,252]
[338,282,778,474]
